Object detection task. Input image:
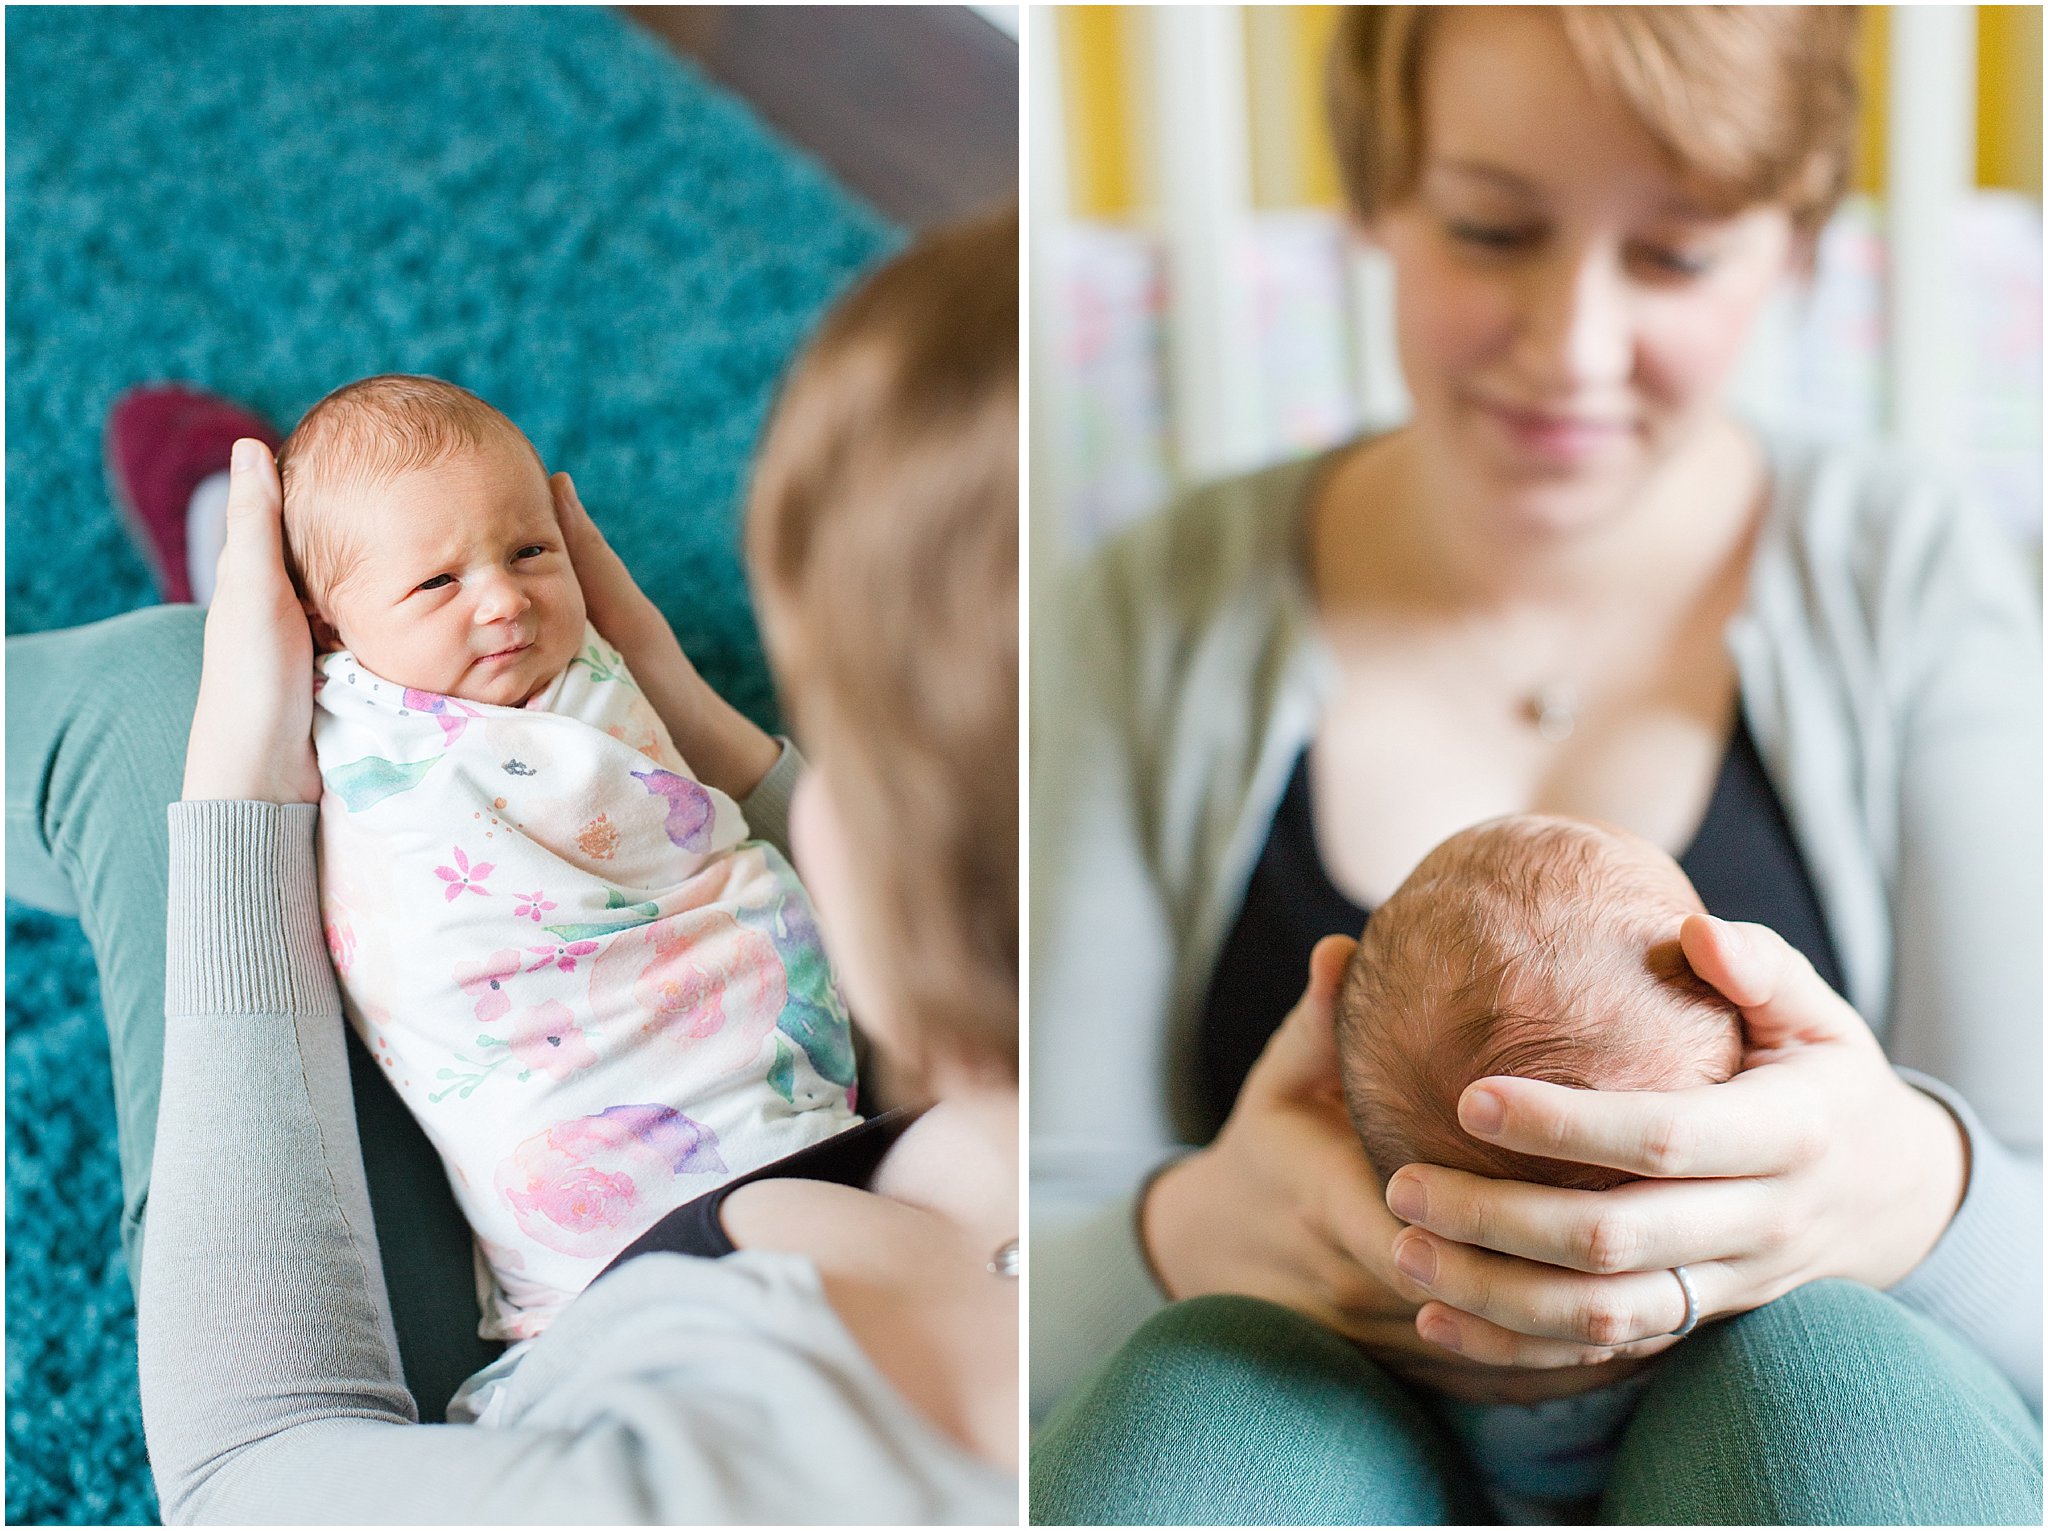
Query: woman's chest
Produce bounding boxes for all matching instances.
[1308,630,1738,907]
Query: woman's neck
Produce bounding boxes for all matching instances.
[872,1081,1019,1251]
[1321,414,1764,620]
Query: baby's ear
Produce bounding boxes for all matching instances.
[301,596,343,655]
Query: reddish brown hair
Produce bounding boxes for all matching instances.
[1335,816,1740,1192]
[747,206,1019,1083]
[1328,6,1861,240]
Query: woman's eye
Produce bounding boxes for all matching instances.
[1635,245,1715,280]
[1448,221,1536,253]
[416,574,454,592]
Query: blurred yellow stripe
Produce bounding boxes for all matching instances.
[1854,5,1887,195]
[1060,7,1137,217]
[1979,5,2043,193]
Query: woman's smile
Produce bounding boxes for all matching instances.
[1466,394,1637,470]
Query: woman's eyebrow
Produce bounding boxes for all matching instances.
[1429,159,1541,197]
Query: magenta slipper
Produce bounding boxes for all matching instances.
[103,383,280,604]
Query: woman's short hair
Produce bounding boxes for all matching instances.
[747,205,1019,1084]
[1327,6,1861,240]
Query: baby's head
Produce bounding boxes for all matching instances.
[278,374,586,706]
[1335,815,1740,1192]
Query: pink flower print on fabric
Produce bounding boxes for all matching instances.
[585,909,787,1082]
[514,890,557,923]
[403,689,483,746]
[497,1104,725,1259]
[455,949,523,1026]
[525,940,598,975]
[324,915,357,976]
[505,1000,599,1081]
[630,768,718,852]
[435,846,494,901]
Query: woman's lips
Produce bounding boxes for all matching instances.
[1475,399,1633,464]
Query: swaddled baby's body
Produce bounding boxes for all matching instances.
[316,625,857,1339]
[286,375,858,1340]
[1335,814,1741,1518]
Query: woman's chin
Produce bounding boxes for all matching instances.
[1472,473,1642,543]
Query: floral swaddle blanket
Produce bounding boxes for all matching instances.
[313,622,859,1341]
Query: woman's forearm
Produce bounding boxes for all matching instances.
[141,803,523,1521]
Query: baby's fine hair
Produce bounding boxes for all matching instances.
[275,373,544,606]
[1334,815,1741,1192]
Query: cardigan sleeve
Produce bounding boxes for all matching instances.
[1873,479,2042,1410]
[740,735,806,859]
[1028,542,1188,1418]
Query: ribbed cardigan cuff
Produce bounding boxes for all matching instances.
[1890,1065,2043,1410]
[165,801,338,1020]
[741,736,806,858]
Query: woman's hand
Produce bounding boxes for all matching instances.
[1378,914,1968,1366]
[181,439,322,805]
[551,471,781,801]
[1142,937,1536,1391]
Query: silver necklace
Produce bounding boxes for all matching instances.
[1526,680,1580,743]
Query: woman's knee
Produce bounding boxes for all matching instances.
[1034,1298,1482,1526]
[1610,1280,2042,1524]
[8,607,207,905]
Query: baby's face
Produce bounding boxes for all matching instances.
[314,432,587,705]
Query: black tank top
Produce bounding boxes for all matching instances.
[597,1107,921,1272]
[1192,715,1848,1142]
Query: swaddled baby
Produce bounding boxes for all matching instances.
[285,373,859,1343]
[1335,814,1740,1519]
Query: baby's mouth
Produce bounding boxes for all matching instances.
[475,641,533,666]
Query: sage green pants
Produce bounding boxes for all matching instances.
[6,605,501,1420]
[1031,1287,2041,1525]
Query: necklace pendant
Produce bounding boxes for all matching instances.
[1529,681,1577,743]
[987,1237,1020,1279]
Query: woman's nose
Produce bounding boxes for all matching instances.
[1512,245,1633,394]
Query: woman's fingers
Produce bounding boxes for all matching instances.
[1454,1061,1819,1179]
[1412,1300,1682,1370]
[1680,913,1867,1049]
[183,438,321,805]
[1394,1226,1709,1348]
[216,437,286,578]
[1384,1165,1778,1275]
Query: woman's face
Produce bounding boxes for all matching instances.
[1370,7,1798,534]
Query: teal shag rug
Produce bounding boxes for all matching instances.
[5,7,892,1522]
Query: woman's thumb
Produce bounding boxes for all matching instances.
[1249,934,1357,1099]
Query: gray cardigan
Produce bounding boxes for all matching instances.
[1030,431,2042,1418]
[140,745,1016,1524]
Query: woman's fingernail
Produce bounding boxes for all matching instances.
[232,438,259,473]
[1463,1088,1505,1136]
[1386,1176,1426,1223]
[1395,1237,1437,1285]
[1421,1315,1462,1353]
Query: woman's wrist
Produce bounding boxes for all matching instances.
[1134,1152,1200,1300]
[1873,1078,1970,1289]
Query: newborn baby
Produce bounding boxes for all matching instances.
[285,373,859,1344]
[1335,813,1740,1518]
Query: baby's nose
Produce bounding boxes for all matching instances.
[473,575,531,622]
